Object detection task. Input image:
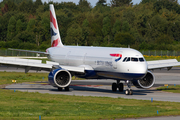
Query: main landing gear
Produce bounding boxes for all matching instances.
[112,80,124,92]
[111,80,133,95]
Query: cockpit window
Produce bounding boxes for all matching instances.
[139,58,145,62]
[123,57,127,62]
[126,57,130,62]
[123,57,145,62]
[131,57,138,62]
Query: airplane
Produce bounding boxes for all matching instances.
[1,4,180,95]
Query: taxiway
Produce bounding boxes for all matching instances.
[5,67,180,102]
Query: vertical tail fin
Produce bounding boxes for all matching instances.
[49,4,63,47]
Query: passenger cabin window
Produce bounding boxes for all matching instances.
[123,57,127,62]
[139,58,145,62]
[126,57,130,62]
[131,57,138,62]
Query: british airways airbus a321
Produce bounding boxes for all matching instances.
[2,4,180,95]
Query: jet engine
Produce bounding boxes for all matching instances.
[132,71,155,89]
[48,68,71,88]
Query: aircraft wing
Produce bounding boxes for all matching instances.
[147,59,180,70]
[0,57,84,73]
[8,48,47,55]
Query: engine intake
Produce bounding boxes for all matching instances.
[48,68,71,88]
[132,71,155,89]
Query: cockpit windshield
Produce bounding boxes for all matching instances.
[126,57,130,62]
[139,58,145,62]
[123,57,127,62]
[131,57,138,62]
[122,57,145,62]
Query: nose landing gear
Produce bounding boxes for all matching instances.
[125,89,133,95]
[125,80,133,95]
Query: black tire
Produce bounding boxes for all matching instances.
[112,83,117,91]
[65,86,69,91]
[129,89,133,95]
[118,83,124,92]
[58,87,62,91]
[125,89,130,95]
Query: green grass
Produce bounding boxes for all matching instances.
[157,85,180,93]
[1,89,180,120]
[0,72,48,85]
[0,72,81,86]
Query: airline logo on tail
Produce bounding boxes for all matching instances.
[50,4,63,47]
[50,11,57,29]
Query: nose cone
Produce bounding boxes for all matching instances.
[132,62,148,79]
[137,62,148,74]
[123,62,148,80]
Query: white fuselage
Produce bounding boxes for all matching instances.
[47,46,148,81]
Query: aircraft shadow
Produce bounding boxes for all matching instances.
[50,85,159,96]
[5,83,160,96]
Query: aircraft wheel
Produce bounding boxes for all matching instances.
[58,87,62,91]
[112,83,117,91]
[125,89,133,95]
[65,86,69,91]
[125,89,130,95]
[118,83,124,92]
[129,89,133,95]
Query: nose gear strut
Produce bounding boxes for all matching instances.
[125,80,133,95]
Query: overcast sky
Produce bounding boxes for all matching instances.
[42,0,142,6]
[0,0,142,7]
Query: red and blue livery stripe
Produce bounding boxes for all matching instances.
[50,10,59,47]
[110,54,122,62]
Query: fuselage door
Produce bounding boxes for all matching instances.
[83,53,87,64]
[65,51,71,65]
[112,58,117,69]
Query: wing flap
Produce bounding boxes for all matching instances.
[147,59,180,70]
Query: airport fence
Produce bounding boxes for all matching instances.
[0,49,46,57]
[140,50,180,56]
[0,49,180,57]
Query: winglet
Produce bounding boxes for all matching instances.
[49,4,63,47]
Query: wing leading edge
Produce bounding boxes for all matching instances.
[0,57,84,73]
[8,48,47,55]
[147,59,180,70]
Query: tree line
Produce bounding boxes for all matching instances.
[1,0,180,51]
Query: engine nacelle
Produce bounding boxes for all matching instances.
[48,68,71,88]
[132,71,155,89]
